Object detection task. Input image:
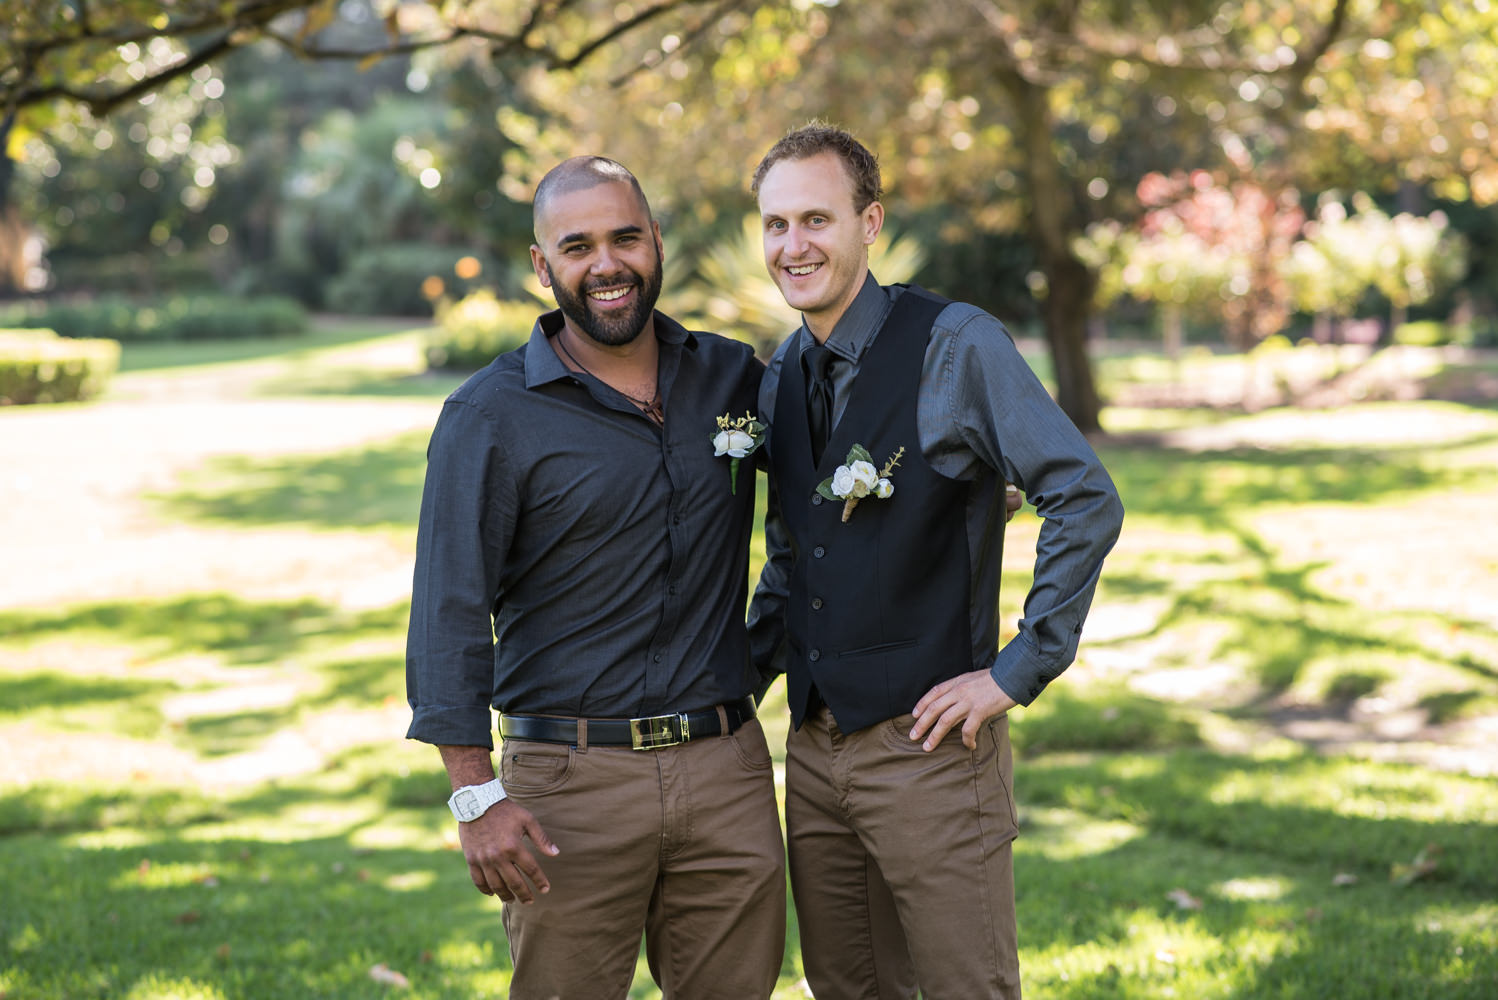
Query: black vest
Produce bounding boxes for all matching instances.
[771,286,975,732]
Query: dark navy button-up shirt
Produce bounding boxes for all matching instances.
[406,309,763,748]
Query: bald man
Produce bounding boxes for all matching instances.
[406,157,784,998]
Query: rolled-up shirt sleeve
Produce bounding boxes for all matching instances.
[405,398,516,748]
[936,306,1124,705]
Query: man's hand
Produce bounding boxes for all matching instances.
[1004,484,1022,522]
[457,799,559,903]
[910,670,1018,751]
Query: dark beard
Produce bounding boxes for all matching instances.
[546,250,664,347]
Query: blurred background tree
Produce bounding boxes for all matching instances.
[4,0,1498,427]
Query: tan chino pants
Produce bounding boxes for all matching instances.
[786,705,1021,999]
[498,716,786,999]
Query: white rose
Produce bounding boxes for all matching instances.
[712,430,733,456]
[724,429,755,457]
[830,465,857,497]
[849,460,879,490]
[875,478,894,499]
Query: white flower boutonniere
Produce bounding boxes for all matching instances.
[711,412,766,495]
[817,443,904,522]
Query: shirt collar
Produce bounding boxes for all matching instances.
[796,271,890,364]
[524,309,693,389]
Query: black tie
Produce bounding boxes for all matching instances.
[803,343,835,466]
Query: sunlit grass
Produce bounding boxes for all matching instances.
[4,324,1498,997]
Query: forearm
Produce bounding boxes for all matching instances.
[438,744,497,791]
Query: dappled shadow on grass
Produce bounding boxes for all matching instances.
[0,594,410,666]
[0,829,513,999]
[1092,514,1498,694]
[151,433,428,529]
[1017,809,1498,999]
[1096,432,1498,522]
[0,671,178,718]
[1022,750,1498,894]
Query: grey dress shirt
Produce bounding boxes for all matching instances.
[747,273,1123,705]
[407,309,764,748]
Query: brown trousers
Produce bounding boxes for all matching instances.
[786,706,1021,1000]
[498,716,786,999]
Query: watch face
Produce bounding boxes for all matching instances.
[453,788,478,821]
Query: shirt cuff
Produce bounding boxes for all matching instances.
[406,704,496,750]
[988,634,1062,707]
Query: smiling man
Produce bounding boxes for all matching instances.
[405,156,784,998]
[746,123,1124,998]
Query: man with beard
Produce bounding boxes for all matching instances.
[405,156,784,998]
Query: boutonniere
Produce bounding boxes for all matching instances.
[711,412,766,495]
[817,444,904,522]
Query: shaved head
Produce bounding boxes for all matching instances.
[533,156,652,242]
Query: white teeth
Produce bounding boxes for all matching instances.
[787,264,819,275]
[590,288,629,301]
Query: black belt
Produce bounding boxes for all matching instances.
[500,695,757,750]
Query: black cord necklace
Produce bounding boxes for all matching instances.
[555,331,665,426]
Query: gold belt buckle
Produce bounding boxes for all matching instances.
[629,712,689,750]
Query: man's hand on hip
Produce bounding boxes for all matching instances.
[457,799,560,903]
[910,670,1018,751]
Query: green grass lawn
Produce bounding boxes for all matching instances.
[2,319,1496,998]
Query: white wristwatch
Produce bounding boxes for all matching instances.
[447,778,507,823]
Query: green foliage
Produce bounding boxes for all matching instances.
[1394,320,1453,347]
[1011,685,1201,754]
[0,327,119,404]
[0,296,307,342]
[423,290,536,372]
[325,244,501,317]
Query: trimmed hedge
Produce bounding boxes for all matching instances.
[0,328,121,405]
[424,290,536,372]
[0,295,308,342]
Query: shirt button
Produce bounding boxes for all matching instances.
[809,649,822,662]
[811,494,823,506]
[813,545,826,558]
[653,654,662,663]
[673,514,682,525]
[811,597,823,610]
[669,585,678,596]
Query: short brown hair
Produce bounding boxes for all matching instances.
[750,122,882,212]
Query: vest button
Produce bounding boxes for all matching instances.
[811,597,823,610]
[811,494,823,506]
[809,649,822,662]
[813,545,826,558]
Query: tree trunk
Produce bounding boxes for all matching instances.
[999,68,1103,434]
[0,112,23,295]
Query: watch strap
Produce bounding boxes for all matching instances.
[448,778,507,822]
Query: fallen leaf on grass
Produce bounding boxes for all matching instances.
[1391,843,1442,886]
[1332,872,1359,887]
[369,963,411,988]
[173,910,201,925]
[1166,888,1202,910]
